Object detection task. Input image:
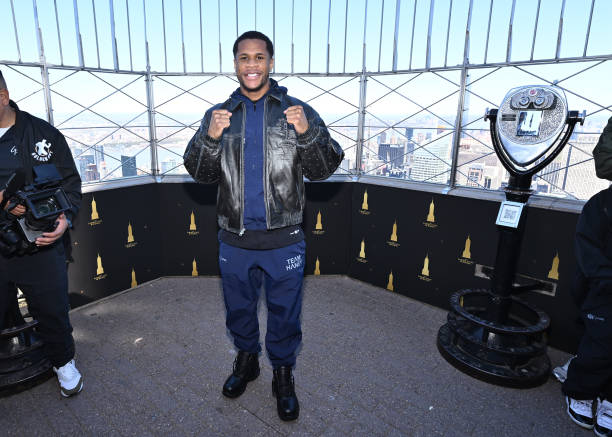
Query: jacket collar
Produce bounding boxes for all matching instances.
[226,78,286,111]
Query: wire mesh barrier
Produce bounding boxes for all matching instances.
[1,0,610,203]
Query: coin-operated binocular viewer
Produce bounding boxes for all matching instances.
[437,86,585,388]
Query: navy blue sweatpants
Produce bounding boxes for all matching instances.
[219,240,305,368]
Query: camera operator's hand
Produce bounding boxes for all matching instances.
[0,190,25,216]
[36,213,68,247]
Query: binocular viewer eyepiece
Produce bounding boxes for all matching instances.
[485,85,585,179]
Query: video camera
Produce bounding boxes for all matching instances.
[0,164,72,255]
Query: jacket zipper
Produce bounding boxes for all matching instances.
[239,102,246,236]
[263,96,270,229]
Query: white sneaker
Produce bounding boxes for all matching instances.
[53,359,83,397]
[553,356,575,383]
[595,398,612,437]
[566,396,595,429]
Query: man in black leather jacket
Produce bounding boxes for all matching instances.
[183,31,343,421]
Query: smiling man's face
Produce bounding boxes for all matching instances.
[234,38,274,101]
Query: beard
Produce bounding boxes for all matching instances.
[238,73,270,94]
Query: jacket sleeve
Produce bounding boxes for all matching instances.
[296,105,344,181]
[52,129,82,223]
[183,109,222,184]
[575,191,612,296]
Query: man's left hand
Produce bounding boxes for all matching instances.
[284,105,309,135]
[36,213,68,247]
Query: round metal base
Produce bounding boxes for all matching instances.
[437,323,550,388]
[437,289,551,389]
[0,323,54,397]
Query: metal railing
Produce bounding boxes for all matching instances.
[1,0,610,206]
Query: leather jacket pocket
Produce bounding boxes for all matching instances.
[275,141,295,160]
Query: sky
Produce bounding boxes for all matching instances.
[0,0,611,127]
[2,0,611,73]
[0,0,610,198]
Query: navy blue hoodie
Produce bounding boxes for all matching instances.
[218,85,304,250]
[233,88,269,231]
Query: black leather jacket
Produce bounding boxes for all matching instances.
[184,80,344,234]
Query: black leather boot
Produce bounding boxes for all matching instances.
[272,366,299,421]
[222,351,260,398]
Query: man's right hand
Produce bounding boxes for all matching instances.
[0,190,25,216]
[207,109,232,140]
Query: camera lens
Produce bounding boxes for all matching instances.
[519,96,530,106]
[34,197,59,216]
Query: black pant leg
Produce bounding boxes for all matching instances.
[10,244,74,368]
[563,302,612,400]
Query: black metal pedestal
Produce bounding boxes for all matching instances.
[0,293,53,397]
[437,174,551,388]
[437,289,550,388]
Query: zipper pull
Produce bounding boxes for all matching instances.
[239,228,246,236]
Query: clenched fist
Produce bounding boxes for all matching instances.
[284,105,309,135]
[207,109,232,140]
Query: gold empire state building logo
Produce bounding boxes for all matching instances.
[191,258,199,276]
[313,211,325,235]
[94,253,107,280]
[387,220,400,247]
[418,253,432,282]
[459,235,474,265]
[131,268,137,288]
[548,252,560,280]
[314,257,321,275]
[423,199,438,228]
[126,222,137,248]
[356,238,367,263]
[360,190,370,215]
[387,271,394,291]
[188,211,199,236]
[89,197,102,226]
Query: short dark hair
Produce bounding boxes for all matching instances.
[0,70,7,90]
[233,31,274,59]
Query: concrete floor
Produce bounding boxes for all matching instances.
[0,276,590,436]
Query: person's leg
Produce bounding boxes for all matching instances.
[261,240,305,421]
[587,304,612,437]
[219,242,262,398]
[12,244,81,397]
[13,246,74,369]
[219,242,263,354]
[563,303,612,430]
[0,281,18,330]
[0,275,19,355]
[262,240,305,368]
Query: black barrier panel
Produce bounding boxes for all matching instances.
[349,182,580,353]
[68,184,163,307]
[303,183,352,276]
[156,182,351,277]
[515,205,580,355]
[65,181,580,353]
[66,181,352,304]
[158,183,220,277]
[351,183,496,308]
